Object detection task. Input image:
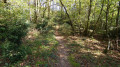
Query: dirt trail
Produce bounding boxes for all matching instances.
[55,30,72,67]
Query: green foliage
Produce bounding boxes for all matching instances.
[36,61,48,67]
[60,23,72,35]
[34,40,42,46]
[68,55,80,67]
[36,18,48,30]
[22,32,58,66]
[36,17,53,33]
[0,1,30,64]
[0,21,29,44]
[69,41,80,46]
[56,0,119,37]
[0,20,29,64]
[0,0,119,66]
[70,43,80,46]
[108,27,120,38]
[0,41,31,63]
[0,1,29,44]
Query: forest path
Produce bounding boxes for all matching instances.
[54,28,72,67]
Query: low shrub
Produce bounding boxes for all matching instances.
[108,27,120,39]
[0,20,29,44]
[0,41,31,63]
[60,23,72,35]
[0,19,29,64]
[36,18,48,30]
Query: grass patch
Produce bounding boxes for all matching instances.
[69,43,80,46]
[28,33,58,66]
[68,55,80,67]
[2,31,59,67]
[66,36,120,67]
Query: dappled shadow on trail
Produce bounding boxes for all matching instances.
[54,25,120,67]
[54,30,72,67]
[66,36,120,67]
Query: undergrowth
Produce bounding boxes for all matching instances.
[14,30,59,67]
[68,55,80,67]
[66,36,120,67]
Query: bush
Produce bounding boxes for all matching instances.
[36,18,54,33]
[0,41,31,63]
[60,23,72,35]
[0,15,29,65]
[36,18,48,30]
[0,20,29,44]
[0,2,30,65]
[108,27,120,39]
[0,21,29,64]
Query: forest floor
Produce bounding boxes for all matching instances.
[0,26,120,67]
[61,36,120,67]
[0,27,59,67]
[54,26,120,67]
[55,30,72,67]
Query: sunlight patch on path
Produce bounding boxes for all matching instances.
[55,35,72,67]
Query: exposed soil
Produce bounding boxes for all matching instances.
[55,30,72,67]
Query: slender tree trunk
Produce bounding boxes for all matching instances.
[61,6,63,18]
[105,0,111,53]
[59,0,75,35]
[29,0,32,22]
[116,1,120,49]
[38,0,42,18]
[48,0,50,18]
[52,0,54,14]
[105,0,110,36]
[43,6,47,18]
[78,0,82,35]
[74,0,77,17]
[84,0,92,36]
[91,0,104,35]
[79,0,81,15]
[34,0,38,23]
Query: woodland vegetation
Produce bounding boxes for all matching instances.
[0,0,120,67]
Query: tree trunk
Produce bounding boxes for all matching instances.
[34,0,38,23]
[59,0,75,35]
[43,3,46,18]
[91,0,104,35]
[84,0,92,36]
[105,0,110,37]
[61,6,63,18]
[79,0,81,15]
[78,0,82,35]
[116,1,120,49]
[48,0,50,19]
[52,0,54,14]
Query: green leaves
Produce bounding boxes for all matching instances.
[0,40,31,64]
[68,55,80,67]
[0,1,30,65]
